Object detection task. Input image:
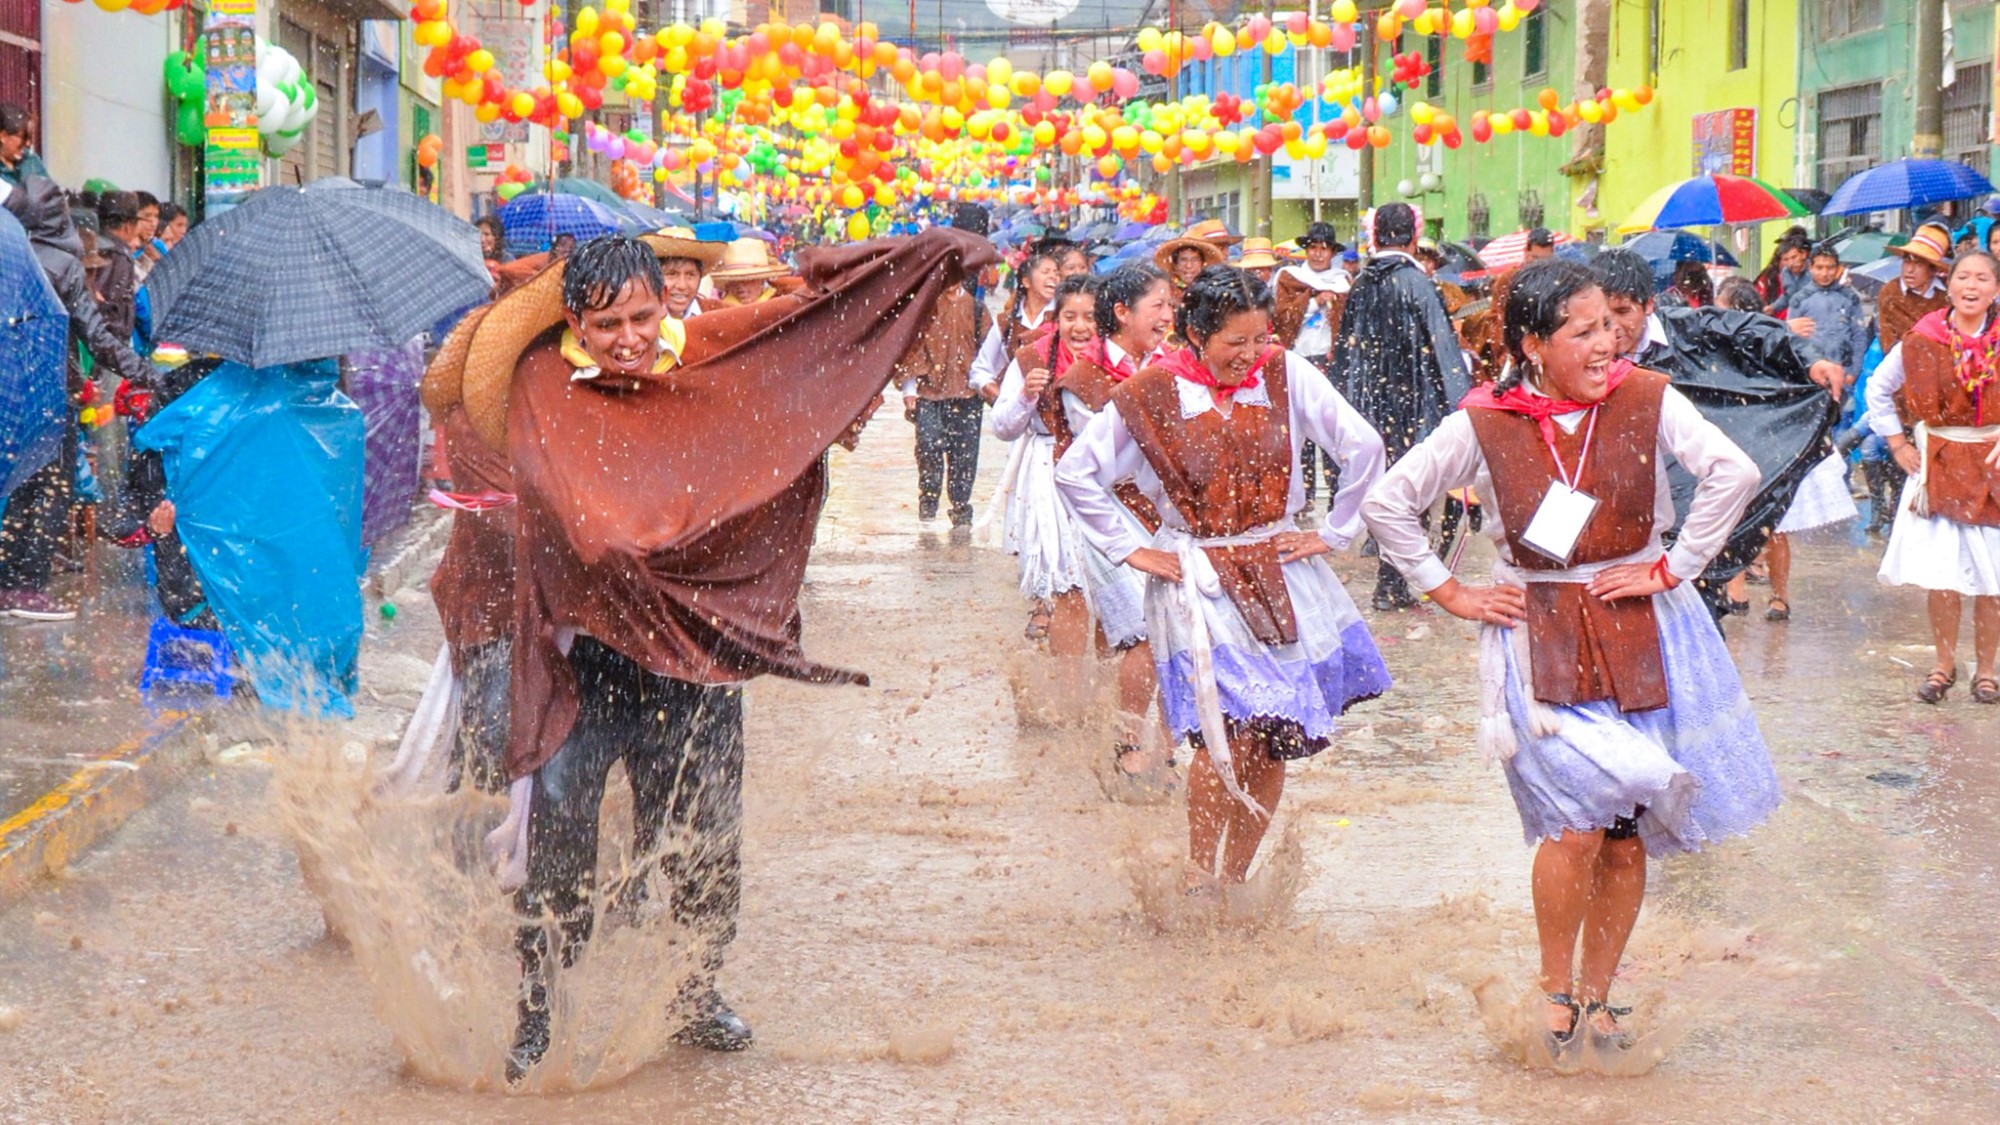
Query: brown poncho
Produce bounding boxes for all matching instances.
[502,228,995,777]
[429,406,517,668]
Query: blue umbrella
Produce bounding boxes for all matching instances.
[0,207,67,511]
[1620,230,1739,268]
[1822,158,1995,216]
[499,192,622,254]
[1113,220,1149,241]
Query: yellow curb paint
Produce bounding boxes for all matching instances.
[0,712,189,896]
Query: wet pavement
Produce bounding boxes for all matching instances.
[2,418,1998,1123]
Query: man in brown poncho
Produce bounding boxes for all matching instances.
[433,231,991,1083]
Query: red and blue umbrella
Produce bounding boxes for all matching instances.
[1618,174,1811,233]
[1821,158,1995,216]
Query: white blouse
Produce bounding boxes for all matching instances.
[1054,350,1386,562]
[1359,385,1760,592]
[968,303,1051,393]
[990,355,1052,440]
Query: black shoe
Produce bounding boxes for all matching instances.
[918,499,939,521]
[1372,590,1416,612]
[504,987,551,1086]
[948,504,974,528]
[672,990,753,1052]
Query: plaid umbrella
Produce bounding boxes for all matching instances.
[1822,158,1995,216]
[0,206,71,505]
[143,179,490,370]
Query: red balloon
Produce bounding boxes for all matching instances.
[1510,109,1533,130]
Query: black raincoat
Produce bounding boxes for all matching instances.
[1326,252,1466,459]
[1638,306,1837,606]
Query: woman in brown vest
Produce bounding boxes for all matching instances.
[1865,251,2000,704]
[1363,259,1779,1059]
[1056,266,1393,894]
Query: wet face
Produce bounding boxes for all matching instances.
[1522,285,1619,404]
[1172,248,1205,284]
[1057,293,1097,351]
[1947,257,1999,322]
[1809,254,1841,287]
[1114,279,1175,355]
[1059,249,1091,279]
[552,234,576,260]
[563,278,666,378]
[137,204,159,243]
[1245,265,1274,284]
[1191,308,1272,387]
[1779,246,1807,274]
[1523,242,1554,262]
[1024,257,1060,307]
[1901,257,1938,292]
[1305,243,1334,272]
[479,224,502,258]
[1602,291,1653,356]
[660,259,704,317]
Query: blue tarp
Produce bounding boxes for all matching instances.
[135,360,366,718]
[0,207,69,522]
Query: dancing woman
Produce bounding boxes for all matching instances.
[1056,266,1392,890]
[971,241,1065,403]
[1361,259,1780,1053]
[1865,251,2000,704]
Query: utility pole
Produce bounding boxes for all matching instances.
[1356,29,1375,212]
[1252,0,1274,236]
[1167,0,1183,224]
[1911,0,1945,159]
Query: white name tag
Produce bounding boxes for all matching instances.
[1520,481,1600,565]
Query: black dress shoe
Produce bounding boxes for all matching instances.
[948,504,974,528]
[504,987,552,1086]
[672,990,754,1052]
[918,499,939,521]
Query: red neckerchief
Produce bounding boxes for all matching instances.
[1037,330,1075,379]
[1156,344,1278,402]
[1460,359,1635,446]
[1099,340,1139,381]
[1914,307,2000,424]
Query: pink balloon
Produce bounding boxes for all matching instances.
[966,63,987,83]
[1142,49,1167,75]
[1111,67,1140,100]
[1473,7,1498,34]
[1393,0,1424,17]
[1246,14,1271,42]
[1191,36,1214,61]
[1515,0,1539,9]
[1286,11,1308,35]
[1329,22,1356,51]
[938,51,965,81]
[1032,90,1058,113]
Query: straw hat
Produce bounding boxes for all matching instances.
[1184,218,1242,246]
[643,226,729,270]
[422,262,570,450]
[1888,222,1953,267]
[708,236,790,282]
[1153,234,1228,274]
[1236,237,1280,270]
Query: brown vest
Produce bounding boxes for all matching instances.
[1110,353,1298,645]
[892,285,980,401]
[1054,351,1163,533]
[1877,284,1949,355]
[1896,333,2000,527]
[1466,369,1673,712]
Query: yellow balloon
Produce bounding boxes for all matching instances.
[1088,61,1115,91]
[1211,28,1237,56]
[1330,0,1357,21]
[1262,32,1287,55]
[1490,114,1514,136]
[1213,129,1240,154]
[1044,70,1074,97]
[1139,129,1164,154]
[1498,5,1522,31]
[1011,72,1040,98]
[1284,139,1306,158]
[846,213,871,240]
[1136,28,1162,52]
[576,7,599,36]
[988,58,1013,87]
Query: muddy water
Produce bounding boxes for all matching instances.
[2,423,1998,1123]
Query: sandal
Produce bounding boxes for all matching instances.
[1543,992,1581,1051]
[1973,676,2000,705]
[1765,597,1790,622]
[1582,999,1634,1051]
[1917,668,1957,705]
[1105,742,1176,804]
[1024,602,1051,642]
[1727,598,1751,617]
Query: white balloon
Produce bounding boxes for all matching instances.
[259,90,291,135]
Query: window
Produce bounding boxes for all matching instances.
[1815,83,1883,191]
[1522,7,1547,79]
[1729,0,1750,71]
[1467,193,1491,241]
[1426,34,1442,98]
[1517,189,1544,229]
[1943,61,1993,176]
[1818,0,1882,39]
[1472,58,1489,88]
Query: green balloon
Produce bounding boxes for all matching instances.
[175,100,205,148]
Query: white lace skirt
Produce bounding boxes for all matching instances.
[1775,454,1859,534]
[1878,477,2000,596]
[1006,433,1087,600]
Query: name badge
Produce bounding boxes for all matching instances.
[1520,480,1599,565]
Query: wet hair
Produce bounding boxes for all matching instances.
[1809,242,1842,265]
[1497,258,1602,393]
[157,201,186,227]
[1373,202,1417,249]
[1716,276,1764,313]
[134,190,159,212]
[1093,263,1168,338]
[1526,226,1556,248]
[97,191,140,231]
[561,235,664,314]
[1053,272,1095,312]
[1949,250,2000,282]
[1670,259,1714,305]
[0,103,28,138]
[475,214,504,240]
[1590,247,1655,304]
[1176,264,1274,348]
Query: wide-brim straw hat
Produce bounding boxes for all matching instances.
[708,236,790,282]
[1183,218,1242,246]
[1236,237,1280,270]
[1888,222,1953,267]
[1154,237,1228,273]
[423,261,570,451]
[645,226,729,270]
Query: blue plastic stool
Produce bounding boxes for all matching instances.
[139,616,235,698]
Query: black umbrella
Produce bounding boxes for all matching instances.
[143,178,492,369]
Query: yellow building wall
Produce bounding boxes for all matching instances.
[1586,0,1800,267]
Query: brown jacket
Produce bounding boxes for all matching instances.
[1466,369,1673,712]
[1877,282,1949,354]
[892,284,983,400]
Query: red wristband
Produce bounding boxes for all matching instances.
[1649,557,1680,590]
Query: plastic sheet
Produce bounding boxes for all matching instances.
[134,359,365,717]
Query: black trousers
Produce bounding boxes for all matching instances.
[448,638,511,796]
[0,429,75,593]
[516,637,745,999]
[914,397,983,514]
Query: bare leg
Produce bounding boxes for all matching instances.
[1048,591,1092,659]
[1114,641,1162,774]
[1218,739,1285,882]
[1532,829,1605,1032]
[1576,835,1646,1025]
[1974,596,2000,681]
[1186,748,1229,880]
[1766,533,1791,611]
[1929,589,1964,677]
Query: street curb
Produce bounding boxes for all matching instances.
[370,506,451,603]
[0,712,201,907]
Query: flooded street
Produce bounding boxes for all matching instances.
[2,420,1998,1124]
